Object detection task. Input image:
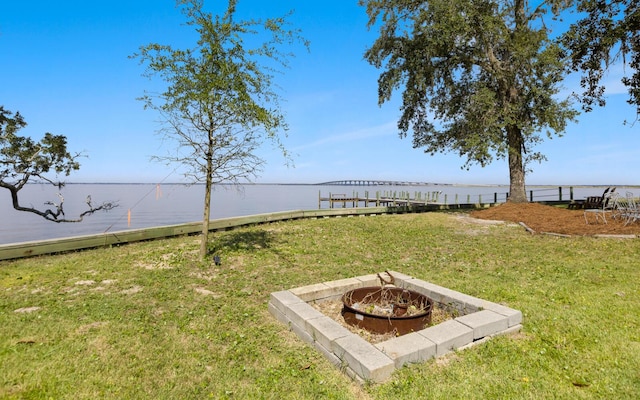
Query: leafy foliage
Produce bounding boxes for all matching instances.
[132,0,307,257]
[561,0,640,117]
[361,0,578,202]
[0,106,116,222]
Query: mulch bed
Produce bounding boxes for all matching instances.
[470,202,640,236]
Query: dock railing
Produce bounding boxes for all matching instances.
[319,186,583,208]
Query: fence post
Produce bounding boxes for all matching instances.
[558,186,562,201]
[529,190,533,202]
[494,192,498,203]
[570,187,574,201]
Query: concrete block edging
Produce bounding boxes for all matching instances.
[268,271,522,383]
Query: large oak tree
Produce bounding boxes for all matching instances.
[361,0,578,202]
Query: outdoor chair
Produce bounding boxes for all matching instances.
[584,189,618,224]
[583,187,614,209]
[620,192,640,226]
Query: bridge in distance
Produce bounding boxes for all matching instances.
[317,180,437,186]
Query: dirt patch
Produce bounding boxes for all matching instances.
[14,306,41,313]
[194,287,221,298]
[136,261,173,270]
[76,321,109,335]
[470,202,640,236]
[121,285,143,295]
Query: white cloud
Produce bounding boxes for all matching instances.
[603,79,629,96]
[291,121,397,151]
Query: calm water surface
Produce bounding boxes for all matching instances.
[0,183,613,244]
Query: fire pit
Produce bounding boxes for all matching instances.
[269,271,524,383]
[342,286,433,335]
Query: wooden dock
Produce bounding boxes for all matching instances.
[319,190,456,208]
[318,185,589,208]
[319,194,433,208]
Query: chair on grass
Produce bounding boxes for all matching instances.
[584,189,618,224]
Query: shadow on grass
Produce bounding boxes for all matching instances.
[208,230,274,254]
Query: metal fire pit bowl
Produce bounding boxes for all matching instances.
[341,287,433,335]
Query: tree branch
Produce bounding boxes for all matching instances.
[1,182,117,223]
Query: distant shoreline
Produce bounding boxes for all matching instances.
[25,182,640,188]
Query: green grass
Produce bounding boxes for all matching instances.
[1,212,639,399]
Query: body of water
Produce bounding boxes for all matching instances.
[0,183,617,245]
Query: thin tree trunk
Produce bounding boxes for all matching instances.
[200,178,212,259]
[200,158,213,259]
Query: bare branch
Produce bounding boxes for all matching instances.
[1,182,117,223]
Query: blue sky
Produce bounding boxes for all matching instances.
[1,1,638,185]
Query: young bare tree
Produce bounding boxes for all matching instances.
[0,106,116,222]
[133,0,306,259]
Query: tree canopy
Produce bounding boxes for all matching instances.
[133,0,306,258]
[561,0,640,117]
[0,106,116,222]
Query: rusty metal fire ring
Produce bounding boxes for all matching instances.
[341,286,433,335]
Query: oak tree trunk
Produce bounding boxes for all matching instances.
[507,125,527,203]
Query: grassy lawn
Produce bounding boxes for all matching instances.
[1,212,639,399]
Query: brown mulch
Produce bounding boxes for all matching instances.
[469,202,640,236]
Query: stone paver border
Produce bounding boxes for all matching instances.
[268,270,522,383]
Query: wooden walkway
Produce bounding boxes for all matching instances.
[318,190,477,208]
[319,194,435,208]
